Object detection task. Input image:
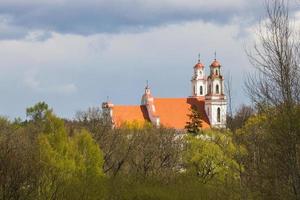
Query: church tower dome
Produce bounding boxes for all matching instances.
[191,54,207,97]
[194,62,205,69]
[210,59,221,68]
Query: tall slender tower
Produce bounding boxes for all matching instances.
[191,55,207,97]
[205,58,227,128]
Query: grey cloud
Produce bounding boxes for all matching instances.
[0,0,263,39]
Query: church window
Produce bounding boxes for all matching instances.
[216,84,219,94]
[217,108,221,122]
[216,69,218,75]
[200,86,203,95]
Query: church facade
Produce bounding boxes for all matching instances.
[102,58,227,129]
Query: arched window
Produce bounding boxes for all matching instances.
[194,86,196,95]
[216,84,219,94]
[200,86,203,95]
[216,69,218,75]
[217,108,221,122]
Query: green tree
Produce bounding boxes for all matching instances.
[184,130,240,183]
[38,111,106,200]
[185,107,203,135]
[69,130,106,200]
[26,101,50,122]
[184,130,242,199]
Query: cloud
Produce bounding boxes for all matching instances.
[22,69,78,95]
[4,0,294,118]
[0,18,254,119]
[0,0,263,40]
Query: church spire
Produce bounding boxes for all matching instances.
[144,80,151,95]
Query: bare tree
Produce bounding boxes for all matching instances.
[225,72,235,130]
[225,71,233,118]
[246,0,300,108]
[245,0,300,198]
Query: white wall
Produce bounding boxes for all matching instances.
[205,97,227,128]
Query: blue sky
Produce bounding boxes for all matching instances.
[0,0,295,119]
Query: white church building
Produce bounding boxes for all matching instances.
[102,57,227,129]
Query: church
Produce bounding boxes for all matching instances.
[102,57,227,129]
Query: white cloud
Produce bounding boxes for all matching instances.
[0,17,254,119]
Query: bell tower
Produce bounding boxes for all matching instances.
[205,56,227,128]
[191,54,207,97]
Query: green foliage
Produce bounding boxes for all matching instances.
[235,106,300,199]
[184,130,240,184]
[70,130,106,199]
[185,107,203,135]
[26,101,51,121]
[108,173,241,200]
[0,102,253,199]
[37,112,106,200]
[120,120,153,130]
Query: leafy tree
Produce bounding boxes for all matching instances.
[69,130,106,200]
[184,130,240,184]
[26,101,51,122]
[185,107,203,135]
[38,110,106,199]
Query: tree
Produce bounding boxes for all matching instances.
[67,130,106,200]
[246,0,300,108]
[26,102,50,122]
[183,130,242,199]
[245,0,300,198]
[227,105,255,132]
[37,110,106,199]
[0,118,40,200]
[184,130,239,183]
[185,107,203,135]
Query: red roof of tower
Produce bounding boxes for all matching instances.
[194,62,205,69]
[211,60,221,67]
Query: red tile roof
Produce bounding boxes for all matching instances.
[112,105,149,127]
[154,97,210,129]
[112,97,210,129]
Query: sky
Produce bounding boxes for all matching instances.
[0,0,296,119]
